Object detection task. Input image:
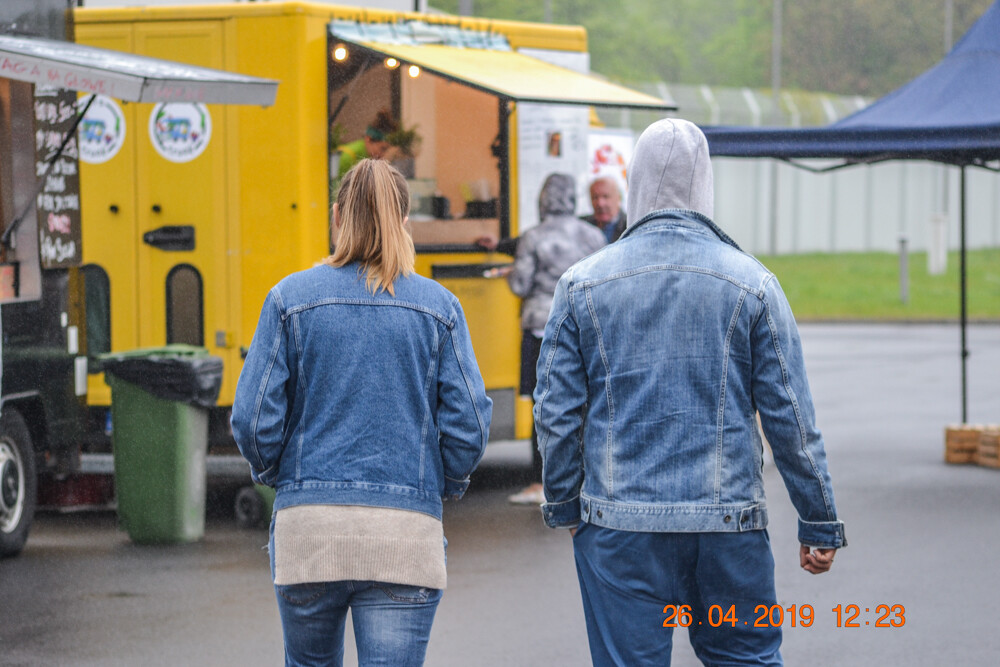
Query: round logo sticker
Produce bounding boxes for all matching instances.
[148,102,212,163]
[78,95,126,165]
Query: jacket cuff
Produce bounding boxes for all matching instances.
[798,518,847,548]
[443,476,470,500]
[542,496,580,528]
[250,464,277,488]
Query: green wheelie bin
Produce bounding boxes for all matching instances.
[100,345,223,544]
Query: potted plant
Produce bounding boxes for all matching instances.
[387,123,421,178]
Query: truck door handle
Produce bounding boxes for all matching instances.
[143,225,195,251]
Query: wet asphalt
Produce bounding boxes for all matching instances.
[1,323,999,666]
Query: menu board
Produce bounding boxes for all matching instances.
[33,86,82,268]
[516,102,589,233]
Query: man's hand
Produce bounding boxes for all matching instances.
[474,235,499,250]
[800,545,836,574]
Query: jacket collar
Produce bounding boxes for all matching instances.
[621,209,743,252]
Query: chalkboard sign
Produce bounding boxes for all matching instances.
[33,86,82,268]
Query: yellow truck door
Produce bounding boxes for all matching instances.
[132,21,228,354]
[79,19,235,401]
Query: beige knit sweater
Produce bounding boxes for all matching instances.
[272,504,447,589]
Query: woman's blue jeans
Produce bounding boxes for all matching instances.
[274,580,442,667]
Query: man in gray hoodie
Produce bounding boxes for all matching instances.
[534,119,845,665]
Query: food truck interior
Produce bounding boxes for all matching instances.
[327,28,505,251]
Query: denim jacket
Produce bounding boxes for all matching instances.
[231,263,492,520]
[534,211,846,549]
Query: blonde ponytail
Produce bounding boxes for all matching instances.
[325,159,414,295]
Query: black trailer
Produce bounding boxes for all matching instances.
[0,0,276,557]
[0,0,87,558]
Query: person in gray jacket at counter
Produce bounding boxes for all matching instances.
[505,172,605,505]
[534,119,846,666]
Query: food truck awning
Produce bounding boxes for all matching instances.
[0,33,278,105]
[329,21,674,111]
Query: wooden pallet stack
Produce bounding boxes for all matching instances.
[945,424,1000,468]
[978,427,1000,469]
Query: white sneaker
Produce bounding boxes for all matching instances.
[508,484,545,505]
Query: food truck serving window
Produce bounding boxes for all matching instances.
[327,20,673,250]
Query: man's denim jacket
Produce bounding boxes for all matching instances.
[231,264,492,520]
[535,211,846,549]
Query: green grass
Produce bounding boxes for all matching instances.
[755,248,1000,321]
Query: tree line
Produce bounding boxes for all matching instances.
[432,0,993,97]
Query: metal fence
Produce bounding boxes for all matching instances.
[598,83,1000,258]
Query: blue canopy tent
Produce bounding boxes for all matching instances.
[702,0,1000,422]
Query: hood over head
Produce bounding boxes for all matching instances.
[626,118,714,226]
[538,172,577,219]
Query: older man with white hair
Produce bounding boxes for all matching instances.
[581,175,626,243]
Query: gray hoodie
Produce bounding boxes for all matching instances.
[626,118,714,225]
[507,173,606,333]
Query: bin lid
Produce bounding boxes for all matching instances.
[100,346,223,408]
[99,344,210,360]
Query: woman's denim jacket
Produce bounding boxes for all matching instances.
[534,211,846,549]
[231,264,492,520]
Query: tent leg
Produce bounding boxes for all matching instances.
[960,166,968,423]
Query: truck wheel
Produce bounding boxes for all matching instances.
[0,409,36,558]
[234,486,264,529]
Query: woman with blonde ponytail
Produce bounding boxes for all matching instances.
[233,159,492,666]
[325,158,415,295]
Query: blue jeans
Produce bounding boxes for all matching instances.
[573,523,782,666]
[274,580,442,667]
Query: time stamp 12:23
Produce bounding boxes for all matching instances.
[662,604,906,628]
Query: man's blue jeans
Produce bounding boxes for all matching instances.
[274,580,441,667]
[573,523,783,666]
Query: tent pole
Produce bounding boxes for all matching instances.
[960,165,968,423]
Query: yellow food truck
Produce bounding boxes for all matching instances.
[74,1,673,450]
